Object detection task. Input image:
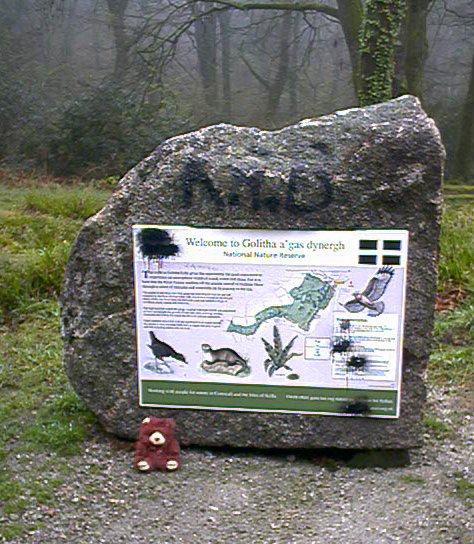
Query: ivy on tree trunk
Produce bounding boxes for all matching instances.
[358,0,406,106]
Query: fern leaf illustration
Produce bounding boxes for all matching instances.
[286,352,302,362]
[273,326,282,353]
[281,335,298,361]
[261,337,277,360]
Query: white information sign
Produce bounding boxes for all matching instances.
[133,226,408,417]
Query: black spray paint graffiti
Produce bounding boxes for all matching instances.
[138,228,180,273]
[179,159,333,213]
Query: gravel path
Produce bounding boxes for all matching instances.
[3,387,473,544]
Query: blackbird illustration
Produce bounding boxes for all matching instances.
[148,331,187,371]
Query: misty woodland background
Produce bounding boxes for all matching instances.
[0,0,473,181]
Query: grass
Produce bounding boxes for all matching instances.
[427,197,474,391]
[428,293,474,389]
[444,183,474,201]
[452,472,474,504]
[444,184,474,193]
[0,300,96,456]
[22,389,95,456]
[0,174,104,530]
[400,474,426,484]
[438,200,474,290]
[21,185,110,219]
[0,180,110,320]
[0,173,108,459]
[423,414,455,439]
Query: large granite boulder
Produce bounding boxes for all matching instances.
[61,96,444,448]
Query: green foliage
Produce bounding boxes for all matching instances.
[445,194,474,201]
[0,304,91,538]
[0,179,98,465]
[358,0,405,105]
[0,182,97,527]
[43,84,189,176]
[262,326,301,377]
[433,297,474,345]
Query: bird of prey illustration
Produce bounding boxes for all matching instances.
[343,266,394,317]
[148,331,187,371]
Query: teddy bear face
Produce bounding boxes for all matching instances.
[149,430,166,446]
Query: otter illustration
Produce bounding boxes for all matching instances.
[201,344,250,376]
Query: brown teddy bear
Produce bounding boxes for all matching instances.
[134,417,180,472]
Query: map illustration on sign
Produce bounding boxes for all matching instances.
[133,227,408,418]
[227,273,335,335]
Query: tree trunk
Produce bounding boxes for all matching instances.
[335,0,364,99]
[106,0,129,81]
[358,0,406,106]
[219,10,232,121]
[405,0,430,99]
[193,2,219,116]
[265,11,292,125]
[60,0,79,90]
[288,11,300,119]
[453,46,474,181]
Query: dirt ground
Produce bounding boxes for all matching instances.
[3,387,473,544]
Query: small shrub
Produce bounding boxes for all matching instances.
[44,84,189,176]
